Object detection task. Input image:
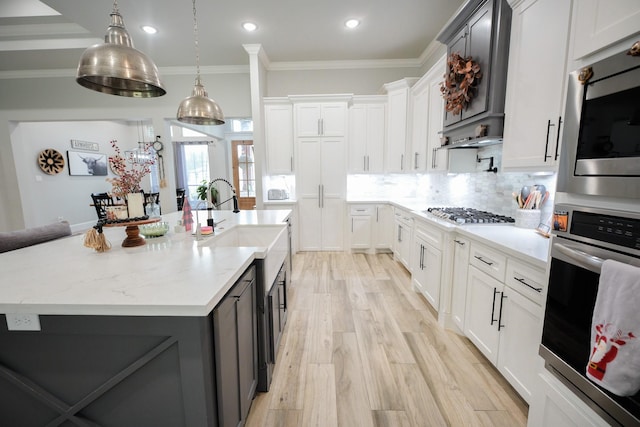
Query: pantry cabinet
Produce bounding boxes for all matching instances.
[264,100,294,174]
[502,0,571,171]
[571,0,640,60]
[297,136,345,251]
[348,97,386,173]
[384,78,418,173]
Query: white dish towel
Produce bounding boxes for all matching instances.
[587,259,640,396]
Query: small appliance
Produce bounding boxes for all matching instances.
[267,189,289,200]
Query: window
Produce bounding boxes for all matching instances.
[174,141,210,205]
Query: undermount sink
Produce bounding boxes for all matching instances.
[199,224,289,288]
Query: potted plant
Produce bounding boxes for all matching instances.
[196,180,218,208]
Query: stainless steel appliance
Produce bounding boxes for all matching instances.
[425,207,515,224]
[540,203,640,426]
[557,45,640,199]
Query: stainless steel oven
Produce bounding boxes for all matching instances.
[557,43,640,200]
[540,203,640,426]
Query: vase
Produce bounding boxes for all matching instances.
[126,192,145,218]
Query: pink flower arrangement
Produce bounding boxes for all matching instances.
[106,139,155,199]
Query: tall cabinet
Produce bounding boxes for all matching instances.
[384,78,418,173]
[501,0,572,171]
[348,96,386,173]
[294,96,349,251]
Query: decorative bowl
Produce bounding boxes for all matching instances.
[139,222,169,238]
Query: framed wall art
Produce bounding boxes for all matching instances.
[67,150,108,176]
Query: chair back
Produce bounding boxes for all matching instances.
[176,188,186,211]
[91,193,114,219]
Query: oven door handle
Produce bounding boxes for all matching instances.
[554,242,605,273]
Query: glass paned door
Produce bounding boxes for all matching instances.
[232,140,255,210]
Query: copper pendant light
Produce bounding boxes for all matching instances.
[177,0,225,125]
[76,0,166,98]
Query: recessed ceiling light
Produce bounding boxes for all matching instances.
[345,19,360,29]
[242,22,258,32]
[141,25,158,34]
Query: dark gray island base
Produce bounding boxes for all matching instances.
[0,265,258,427]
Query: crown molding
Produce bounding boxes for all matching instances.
[267,57,422,71]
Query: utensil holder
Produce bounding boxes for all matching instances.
[515,209,541,229]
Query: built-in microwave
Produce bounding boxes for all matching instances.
[557,42,640,200]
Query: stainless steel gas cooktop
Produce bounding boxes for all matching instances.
[425,207,515,224]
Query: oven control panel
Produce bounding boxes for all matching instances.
[553,204,640,253]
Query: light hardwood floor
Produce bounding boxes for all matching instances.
[246,252,528,427]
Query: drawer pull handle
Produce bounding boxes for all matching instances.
[454,239,466,246]
[498,293,507,331]
[514,277,542,293]
[490,288,499,325]
[474,255,493,266]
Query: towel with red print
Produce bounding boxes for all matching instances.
[587,260,640,396]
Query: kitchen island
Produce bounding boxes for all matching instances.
[0,209,291,427]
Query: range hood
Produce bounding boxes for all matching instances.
[436,0,512,150]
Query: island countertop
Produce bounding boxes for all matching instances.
[0,210,291,317]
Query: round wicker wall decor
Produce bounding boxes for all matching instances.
[37,148,65,175]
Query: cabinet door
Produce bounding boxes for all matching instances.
[320,103,347,136]
[443,26,468,127]
[321,198,345,251]
[264,104,294,173]
[497,286,541,404]
[502,0,571,170]
[461,0,492,121]
[348,105,368,173]
[464,266,502,365]
[451,237,470,332]
[373,204,393,249]
[213,296,241,427]
[298,198,322,251]
[236,275,258,424]
[410,83,429,171]
[295,104,322,137]
[366,104,386,173]
[320,137,345,197]
[350,215,372,249]
[386,88,410,172]
[572,0,640,59]
[412,237,442,311]
[427,67,448,171]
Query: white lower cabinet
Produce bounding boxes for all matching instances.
[450,236,470,332]
[373,204,393,250]
[393,209,413,269]
[528,370,611,427]
[463,240,544,404]
[349,205,373,250]
[411,221,444,311]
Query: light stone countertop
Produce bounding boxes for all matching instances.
[0,210,291,317]
[347,198,550,267]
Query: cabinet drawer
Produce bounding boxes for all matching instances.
[505,258,546,306]
[349,205,374,215]
[469,242,507,282]
[414,222,443,249]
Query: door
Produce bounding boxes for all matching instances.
[461,0,492,121]
[232,140,256,210]
[213,296,241,427]
[464,266,502,365]
[350,214,371,249]
[497,286,542,403]
[451,237,470,332]
[235,275,257,424]
[264,103,293,173]
[443,26,468,127]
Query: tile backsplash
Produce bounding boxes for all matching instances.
[347,146,557,223]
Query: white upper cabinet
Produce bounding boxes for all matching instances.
[502,0,572,171]
[571,0,640,60]
[348,97,386,173]
[264,100,294,174]
[426,56,448,172]
[410,77,430,172]
[384,78,418,173]
[294,102,347,137]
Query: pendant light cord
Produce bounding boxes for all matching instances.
[112,0,119,14]
[192,0,202,83]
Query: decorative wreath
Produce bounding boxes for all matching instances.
[37,148,65,175]
[440,52,482,115]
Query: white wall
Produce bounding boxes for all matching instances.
[12,121,148,229]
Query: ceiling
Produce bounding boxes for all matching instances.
[0,0,465,75]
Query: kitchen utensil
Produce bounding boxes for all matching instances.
[535,184,546,195]
[520,186,531,201]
